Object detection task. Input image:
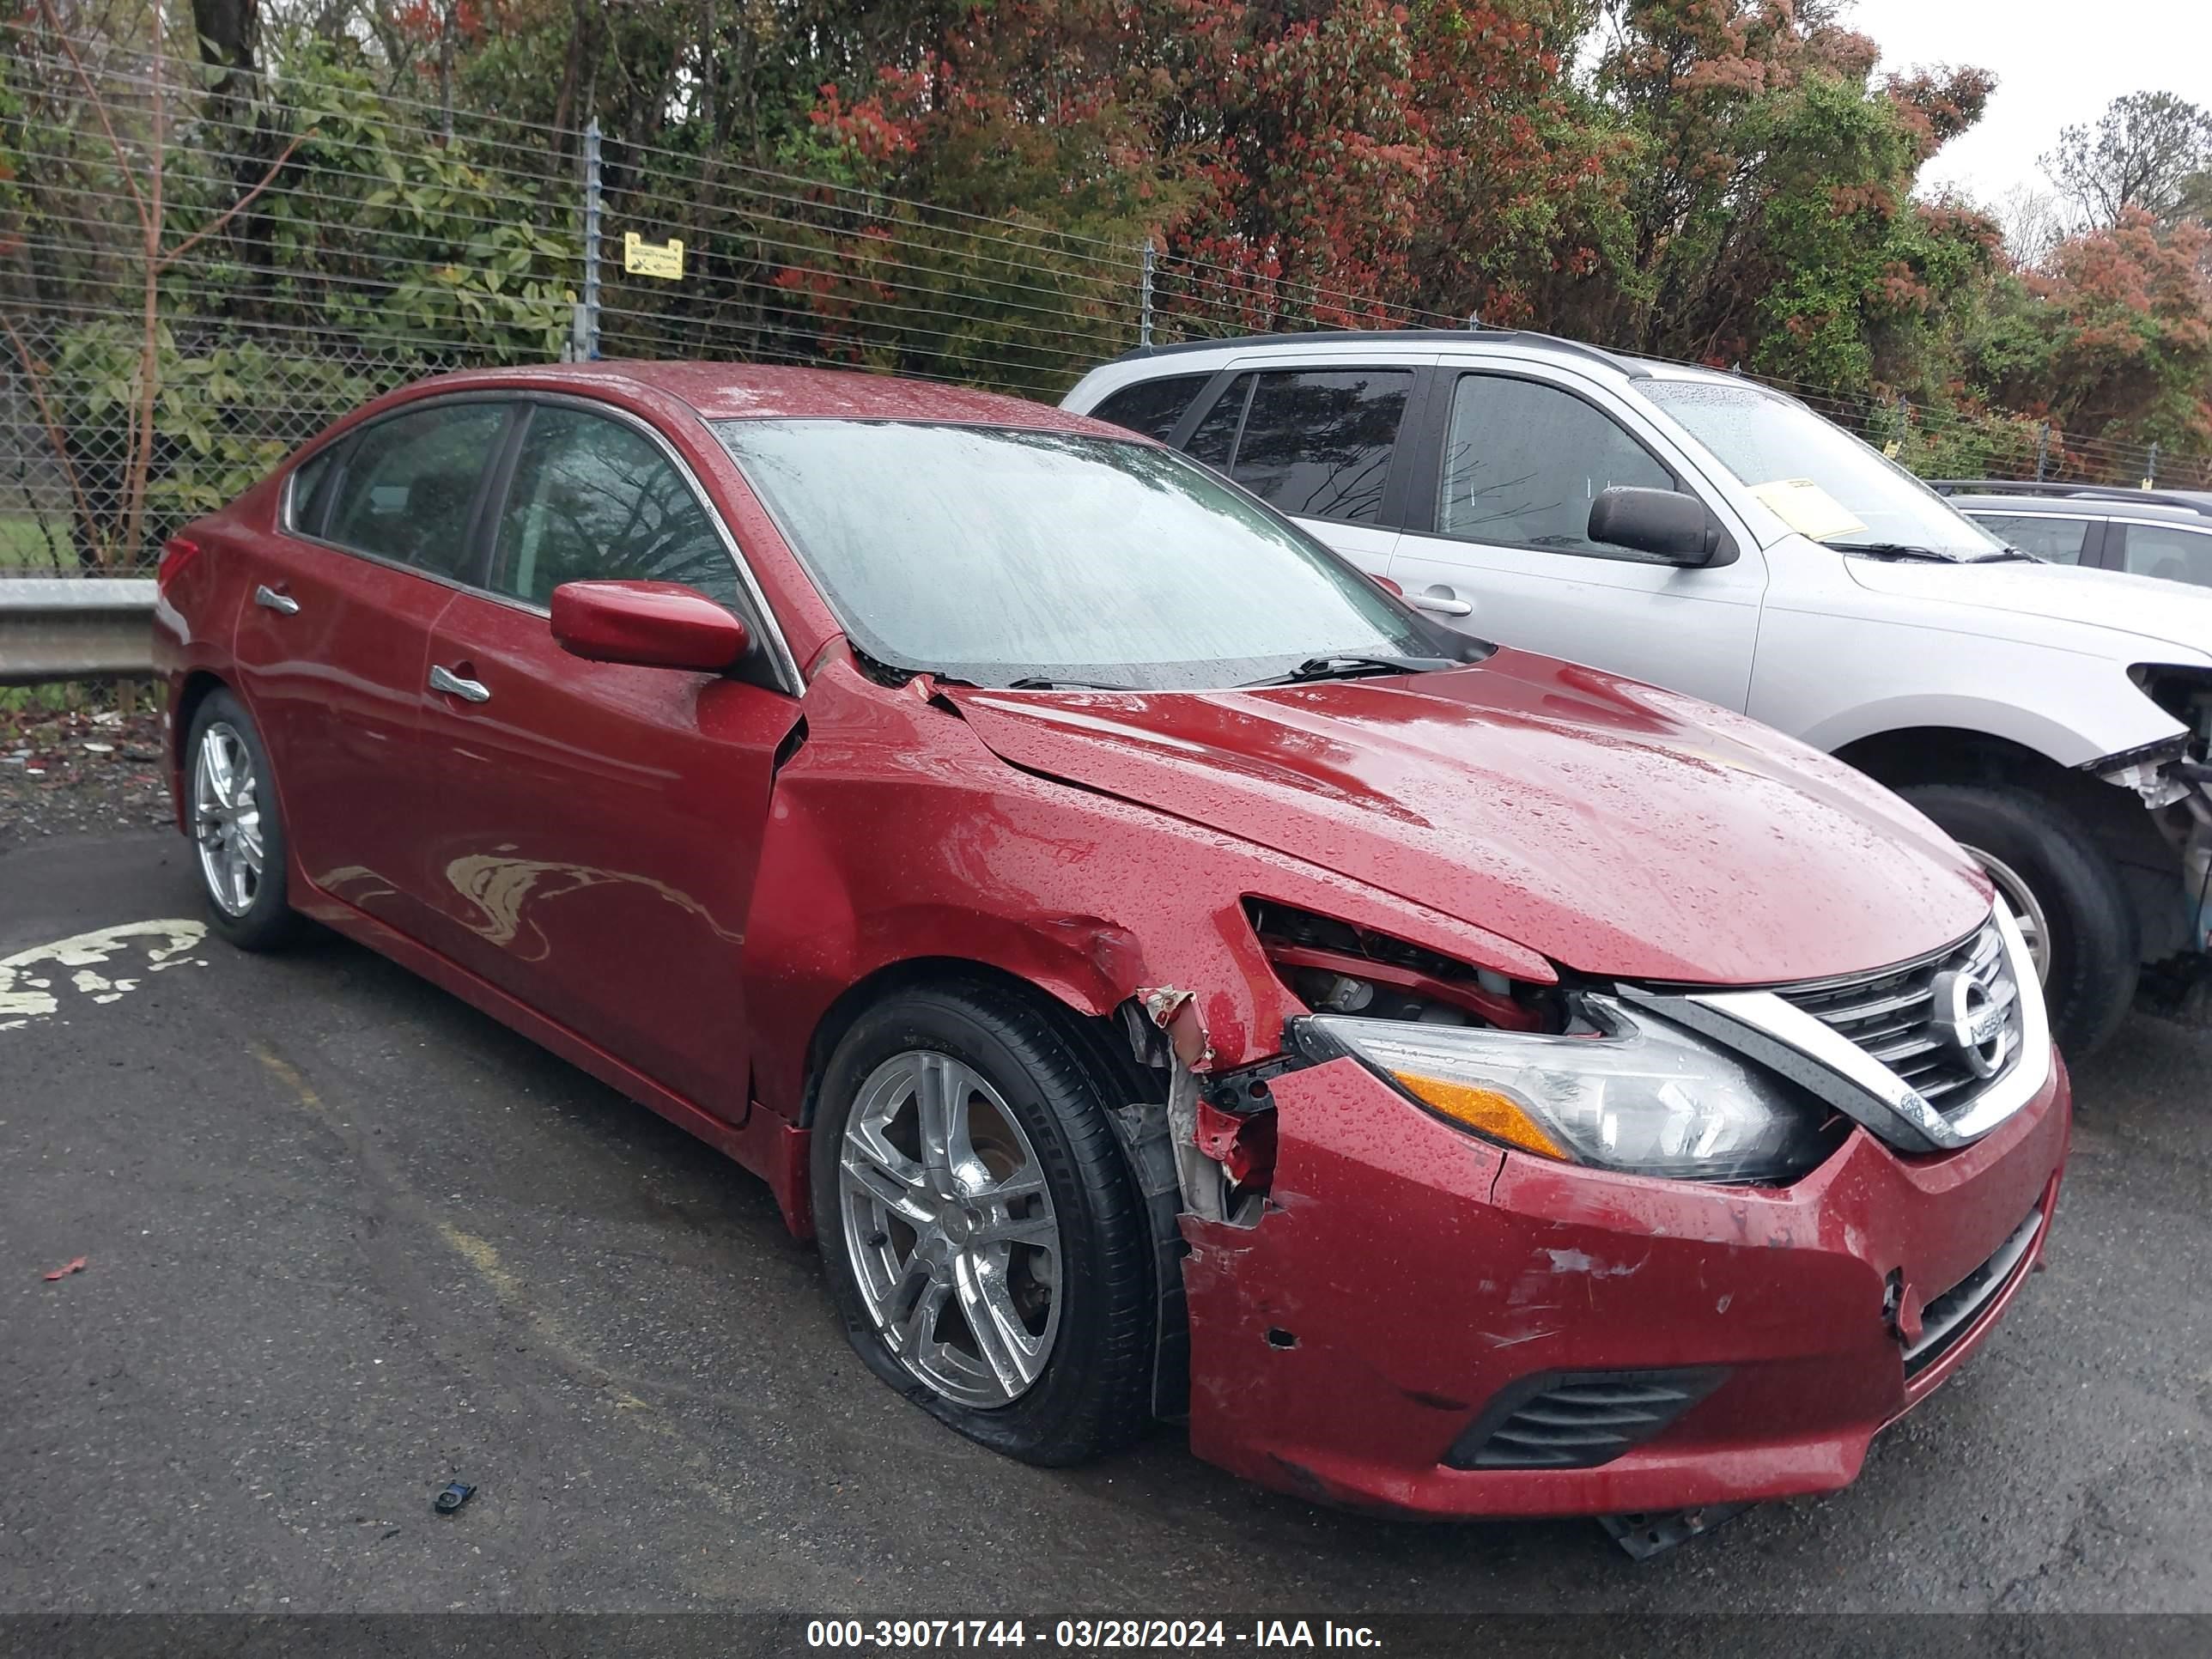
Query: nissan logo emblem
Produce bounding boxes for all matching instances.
[1929,966,2014,1079]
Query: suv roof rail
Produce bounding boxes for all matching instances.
[1105,326,1654,380]
[1930,478,2212,517]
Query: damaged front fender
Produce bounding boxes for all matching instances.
[738,659,1512,1231]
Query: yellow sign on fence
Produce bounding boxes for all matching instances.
[623,232,684,280]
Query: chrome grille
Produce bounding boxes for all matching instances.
[1776,920,2023,1117]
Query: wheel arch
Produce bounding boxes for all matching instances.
[1834,724,2080,794]
[1802,695,2106,770]
[794,955,1153,1133]
[167,669,233,832]
[1837,723,2183,966]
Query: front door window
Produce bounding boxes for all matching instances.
[1439,374,1674,556]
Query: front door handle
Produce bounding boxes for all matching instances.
[1410,589,1474,617]
[428,664,491,704]
[253,584,300,616]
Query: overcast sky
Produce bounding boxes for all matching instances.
[1847,0,2212,208]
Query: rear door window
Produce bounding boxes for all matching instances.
[2117,522,2212,587]
[1183,374,1252,469]
[1971,513,2096,565]
[322,402,509,580]
[1088,374,1213,441]
[1438,374,1674,555]
[285,444,344,538]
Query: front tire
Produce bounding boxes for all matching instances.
[1899,781,2136,1055]
[185,689,300,951]
[810,982,1154,1465]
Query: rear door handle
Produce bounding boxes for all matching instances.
[253,584,300,616]
[428,664,491,704]
[1410,590,1474,617]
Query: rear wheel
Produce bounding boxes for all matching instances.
[1899,781,2136,1055]
[185,689,300,951]
[810,982,1153,1465]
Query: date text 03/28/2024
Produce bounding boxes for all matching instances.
[804,1621,1382,1650]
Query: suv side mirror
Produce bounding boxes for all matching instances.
[1588,486,1714,565]
[551,580,749,672]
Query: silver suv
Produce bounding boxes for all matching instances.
[1066,329,2212,1053]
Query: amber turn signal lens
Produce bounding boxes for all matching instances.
[1390,1073,1568,1159]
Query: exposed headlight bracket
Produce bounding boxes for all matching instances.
[2087,740,2193,810]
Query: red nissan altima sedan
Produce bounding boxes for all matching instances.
[153,362,2068,1533]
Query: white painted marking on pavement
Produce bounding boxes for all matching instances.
[0,920,207,1029]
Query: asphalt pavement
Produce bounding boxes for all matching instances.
[3,830,2209,1621]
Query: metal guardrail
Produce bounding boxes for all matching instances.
[0,579,158,684]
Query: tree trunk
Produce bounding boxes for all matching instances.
[439,0,457,143]
[190,0,258,94]
[191,0,275,320]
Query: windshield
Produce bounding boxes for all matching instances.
[714,420,1466,689]
[1637,379,2009,562]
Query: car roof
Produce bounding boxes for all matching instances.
[1936,480,2212,521]
[401,360,1128,434]
[1101,326,1681,382]
[1948,495,2212,526]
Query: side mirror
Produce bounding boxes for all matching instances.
[1588,486,1713,565]
[1370,573,1405,598]
[550,580,749,673]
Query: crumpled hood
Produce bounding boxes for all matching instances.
[1845,555,2212,661]
[947,651,1990,986]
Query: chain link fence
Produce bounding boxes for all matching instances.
[4,21,2203,580]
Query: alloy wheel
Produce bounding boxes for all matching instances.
[836,1049,1063,1409]
[192,720,264,918]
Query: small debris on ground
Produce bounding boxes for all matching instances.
[41,1256,89,1281]
[0,692,171,849]
[433,1481,476,1515]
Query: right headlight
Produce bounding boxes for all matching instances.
[1295,1000,1839,1186]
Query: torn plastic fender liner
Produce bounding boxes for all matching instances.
[1136,984,1228,1224]
[1135,984,1281,1227]
[1105,1097,1193,1421]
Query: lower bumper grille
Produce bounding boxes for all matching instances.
[1904,1206,2043,1378]
[1443,1368,1726,1471]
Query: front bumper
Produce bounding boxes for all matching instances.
[1177,1049,2070,1518]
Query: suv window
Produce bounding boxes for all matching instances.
[1970,512,2094,565]
[323,402,508,579]
[286,445,343,538]
[1439,374,1673,553]
[1089,374,1212,442]
[489,405,738,608]
[2117,522,2212,587]
[1228,369,1412,525]
[1185,374,1251,469]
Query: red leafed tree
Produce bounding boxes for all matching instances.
[1170,0,1620,328]
[799,0,1617,336]
[1999,210,2212,457]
